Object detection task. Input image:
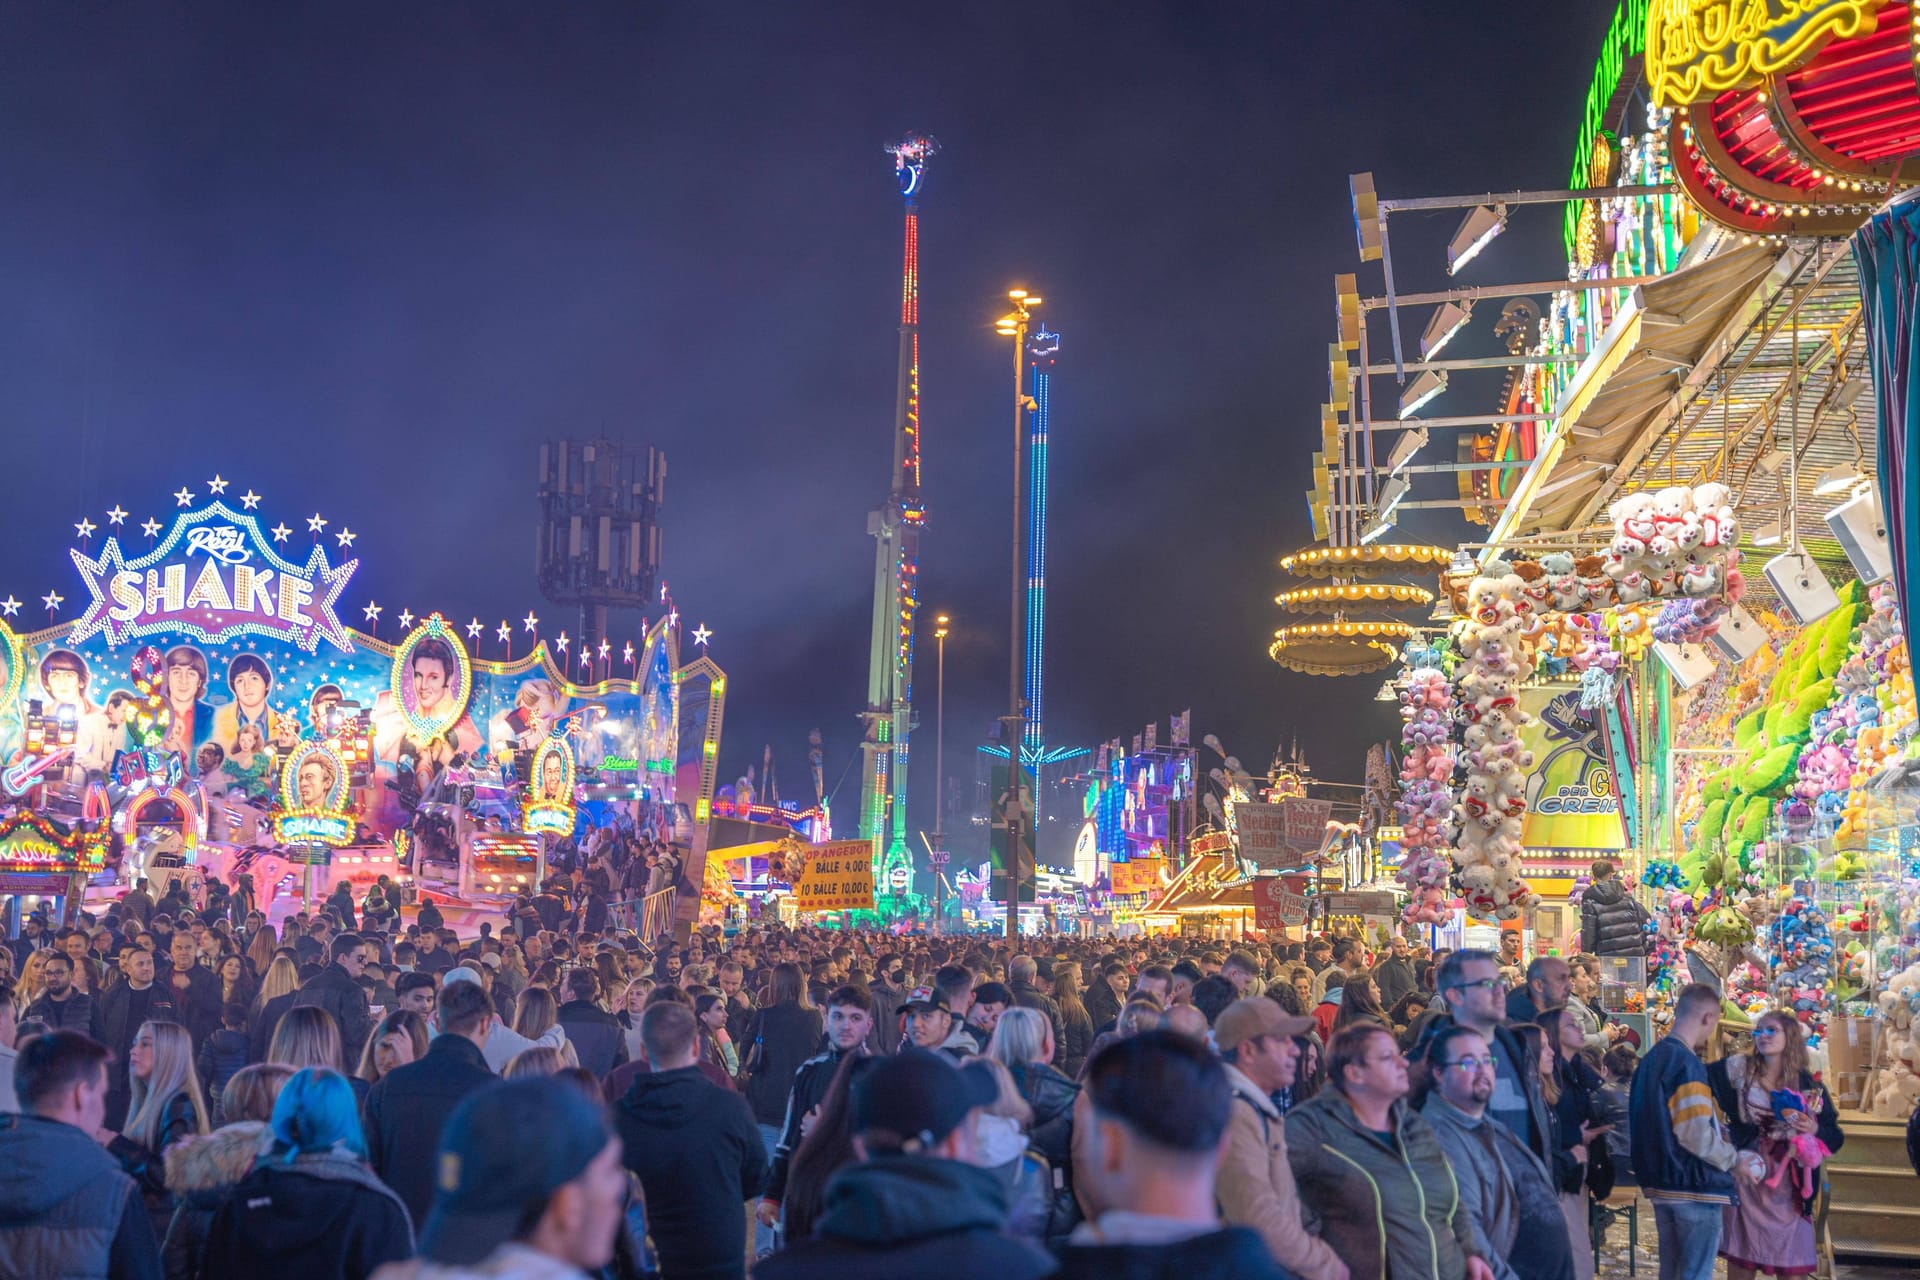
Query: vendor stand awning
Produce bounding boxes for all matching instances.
[1489,243,1782,546]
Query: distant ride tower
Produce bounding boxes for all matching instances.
[1024,327,1057,753]
[860,132,938,903]
[535,439,666,653]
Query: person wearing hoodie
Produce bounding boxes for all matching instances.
[1055,1030,1296,1280]
[369,1078,630,1280]
[614,1001,768,1280]
[1580,860,1651,956]
[752,1049,1054,1280]
[160,1063,296,1280]
[200,1068,413,1280]
[0,1030,162,1279]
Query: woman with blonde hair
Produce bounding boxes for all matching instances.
[245,926,277,981]
[986,1005,1080,1240]
[268,1005,371,1105]
[617,976,652,1063]
[513,984,563,1041]
[161,1063,295,1280]
[503,1044,575,1079]
[354,1010,429,1086]
[1049,961,1095,1078]
[248,954,302,1062]
[108,1020,212,1239]
[14,946,49,1012]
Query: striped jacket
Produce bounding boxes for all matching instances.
[1626,1035,1737,1204]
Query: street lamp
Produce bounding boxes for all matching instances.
[996,288,1041,941]
[929,612,950,933]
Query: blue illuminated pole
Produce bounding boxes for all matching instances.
[1024,328,1057,753]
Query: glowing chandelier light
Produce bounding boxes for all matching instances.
[1274,582,1435,614]
[1278,543,1452,579]
[1268,620,1414,675]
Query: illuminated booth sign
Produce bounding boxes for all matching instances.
[274,742,354,846]
[522,736,578,836]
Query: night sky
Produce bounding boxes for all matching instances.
[0,3,1607,848]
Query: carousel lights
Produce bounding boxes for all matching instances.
[1277,543,1452,576]
[1273,583,1435,611]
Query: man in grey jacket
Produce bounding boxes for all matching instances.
[1421,1026,1573,1280]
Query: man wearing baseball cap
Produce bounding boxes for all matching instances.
[375,1078,629,1280]
[753,1049,1053,1280]
[1213,998,1348,1280]
[898,987,968,1060]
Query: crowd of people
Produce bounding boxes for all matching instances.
[0,863,1845,1280]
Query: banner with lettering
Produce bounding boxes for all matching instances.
[1518,688,1627,851]
[1253,874,1311,931]
[1236,798,1333,867]
[791,839,877,913]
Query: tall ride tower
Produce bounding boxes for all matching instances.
[860,133,938,902]
[1024,327,1058,752]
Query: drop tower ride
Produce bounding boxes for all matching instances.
[859,133,938,904]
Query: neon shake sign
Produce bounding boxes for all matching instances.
[68,501,358,653]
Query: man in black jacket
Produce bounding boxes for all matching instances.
[91,947,177,1129]
[617,1002,767,1280]
[752,1049,1053,1280]
[159,932,222,1048]
[22,951,93,1033]
[557,968,629,1079]
[1009,955,1065,1055]
[291,932,373,1060]
[364,977,498,1228]
[1580,860,1652,956]
[755,984,871,1232]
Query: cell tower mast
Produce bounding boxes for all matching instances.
[860,132,938,904]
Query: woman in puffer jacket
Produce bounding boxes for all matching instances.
[161,1064,295,1280]
[987,1007,1082,1245]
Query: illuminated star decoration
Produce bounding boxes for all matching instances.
[660,582,669,602]
[270,522,292,544]
[0,597,18,617]
[41,591,62,613]
[106,506,128,526]
[363,602,383,623]
[465,618,483,639]
[692,623,712,647]
[335,528,356,548]
[597,639,610,661]
[173,488,195,507]
[579,650,591,670]
[306,513,328,534]
[140,518,161,538]
[523,612,539,633]
[74,518,96,540]
[623,642,634,664]
[207,475,229,495]
[241,490,261,510]
[496,621,511,643]
[397,609,414,629]
[556,632,570,654]
[667,609,679,629]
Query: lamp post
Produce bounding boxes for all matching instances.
[995,289,1041,941]
[930,613,949,933]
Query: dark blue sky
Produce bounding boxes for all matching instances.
[0,2,1607,837]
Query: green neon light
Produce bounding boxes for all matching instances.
[600,756,639,771]
[1565,0,1650,258]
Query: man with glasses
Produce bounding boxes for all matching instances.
[290,931,373,1058]
[1415,949,1553,1166]
[1422,1026,1574,1280]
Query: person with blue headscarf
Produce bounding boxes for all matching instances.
[199,1067,414,1280]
